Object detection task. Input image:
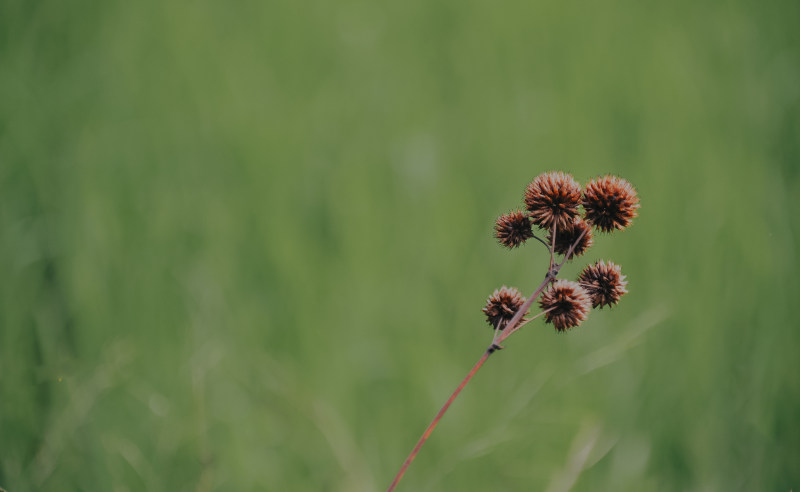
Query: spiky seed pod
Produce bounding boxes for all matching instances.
[582,175,640,232]
[524,171,582,231]
[494,210,534,248]
[482,286,527,330]
[578,260,628,308]
[547,217,593,259]
[538,280,592,332]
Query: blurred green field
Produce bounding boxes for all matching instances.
[1,0,798,490]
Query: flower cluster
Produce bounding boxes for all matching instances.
[387,172,643,491]
[485,171,638,333]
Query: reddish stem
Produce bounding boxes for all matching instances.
[386,225,590,491]
[386,348,495,492]
[495,274,553,346]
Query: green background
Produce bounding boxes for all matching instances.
[1,0,798,490]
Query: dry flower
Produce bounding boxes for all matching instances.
[482,286,527,330]
[582,175,640,232]
[547,217,593,259]
[494,210,534,248]
[579,260,628,308]
[524,171,582,231]
[539,280,592,332]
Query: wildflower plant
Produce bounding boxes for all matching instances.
[386,172,640,492]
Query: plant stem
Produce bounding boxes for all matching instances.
[495,274,554,346]
[531,233,550,251]
[500,306,555,340]
[386,225,589,491]
[386,348,496,492]
[386,274,553,492]
[555,227,589,270]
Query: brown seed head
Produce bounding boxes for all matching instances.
[538,280,591,332]
[524,171,582,231]
[482,286,527,330]
[494,210,534,249]
[578,260,628,308]
[547,217,593,259]
[582,175,640,232]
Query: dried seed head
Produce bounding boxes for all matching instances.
[582,175,640,232]
[494,210,534,248]
[547,217,593,259]
[578,260,628,308]
[538,280,591,332]
[524,172,582,231]
[482,286,527,330]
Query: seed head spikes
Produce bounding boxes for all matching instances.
[579,260,628,308]
[482,286,527,330]
[494,210,534,249]
[547,217,593,259]
[488,171,636,333]
[538,280,592,331]
[524,171,582,231]
[387,171,640,492]
[582,175,640,232]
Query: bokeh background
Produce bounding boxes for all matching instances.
[1,0,798,490]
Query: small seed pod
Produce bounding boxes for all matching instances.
[524,171,582,231]
[547,217,593,259]
[578,260,628,308]
[582,175,640,232]
[494,210,534,249]
[538,280,592,332]
[482,286,527,330]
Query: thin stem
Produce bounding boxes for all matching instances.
[386,224,571,491]
[530,233,550,251]
[500,306,556,339]
[386,348,495,492]
[548,223,556,272]
[555,227,589,271]
[495,273,554,347]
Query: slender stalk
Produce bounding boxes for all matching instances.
[386,348,495,492]
[531,233,550,251]
[386,272,555,492]
[386,224,589,491]
[500,306,555,340]
[555,227,589,271]
[494,274,553,346]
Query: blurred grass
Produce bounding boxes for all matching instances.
[1,0,798,490]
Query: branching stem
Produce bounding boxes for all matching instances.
[386,225,588,492]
